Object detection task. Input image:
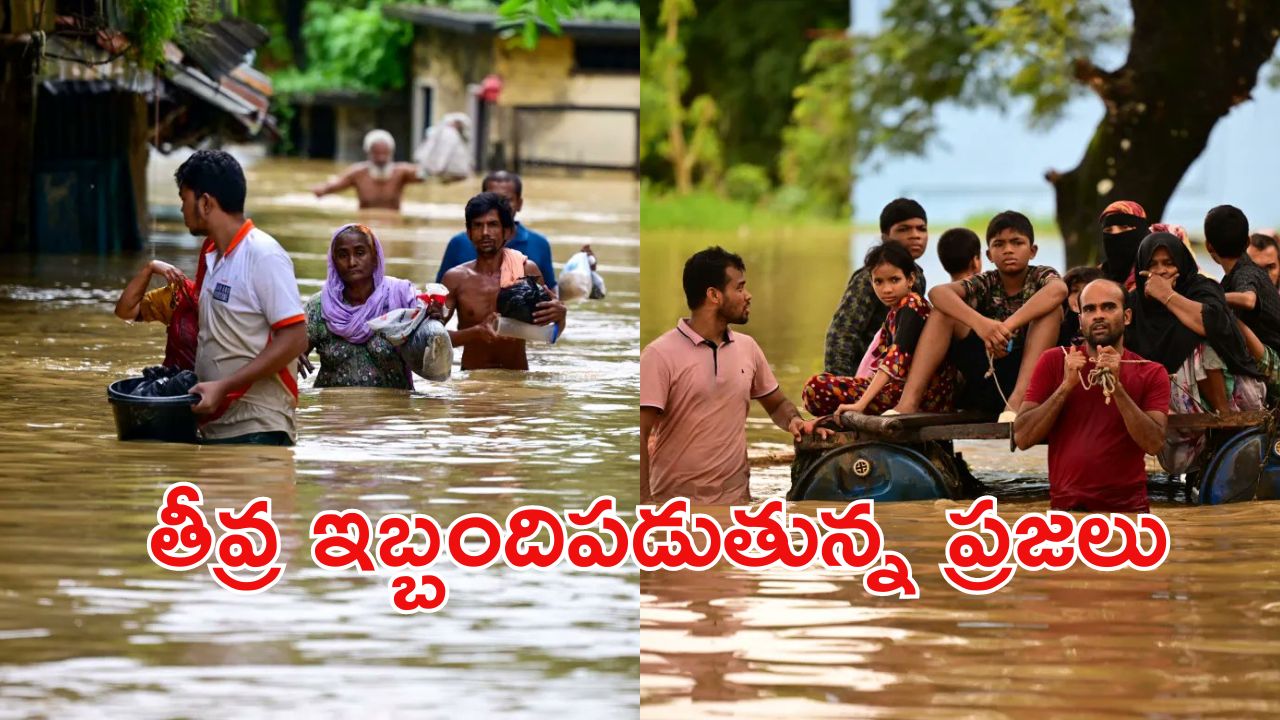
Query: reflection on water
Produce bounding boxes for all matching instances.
[641,229,1280,717]
[0,154,639,717]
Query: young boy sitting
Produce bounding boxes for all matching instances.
[937,227,982,282]
[890,210,1067,422]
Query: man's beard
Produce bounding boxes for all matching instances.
[367,161,393,180]
[1087,325,1123,350]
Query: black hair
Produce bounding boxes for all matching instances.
[1250,232,1279,252]
[1204,204,1250,258]
[683,246,745,310]
[464,192,515,230]
[986,210,1035,245]
[879,197,927,235]
[1063,265,1104,292]
[173,149,246,213]
[864,241,915,280]
[481,170,523,198]
[937,227,981,274]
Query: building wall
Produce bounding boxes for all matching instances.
[410,28,492,152]
[493,37,639,170]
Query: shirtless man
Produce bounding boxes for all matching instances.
[312,129,422,210]
[441,192,567,371]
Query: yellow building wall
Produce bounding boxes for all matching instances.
[493,37,638,169]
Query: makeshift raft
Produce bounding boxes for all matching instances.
[790,409,1280,505]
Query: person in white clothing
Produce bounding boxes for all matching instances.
[414,112,473,183]
[178,150,308,445]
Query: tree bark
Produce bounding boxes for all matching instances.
[1050,1,1280,267]
[663,5,692,195]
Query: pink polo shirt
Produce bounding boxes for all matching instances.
[640,319,780,505]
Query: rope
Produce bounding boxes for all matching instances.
[1059,346,1156,406]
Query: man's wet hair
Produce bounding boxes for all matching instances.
[683,246,745,310]
[174,149,246,213]
[464,192,515,229]
[1250,232,1279,252]
[481,170,522,198]
[1063,265,1104,293]
[985,210,1035,245]
[1205,204,1250,258]
[937,227,981,274]
[864,241,915,280]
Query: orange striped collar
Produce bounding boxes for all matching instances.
[221,219,255,259]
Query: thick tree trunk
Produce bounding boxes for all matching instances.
[1050,1,1280,267]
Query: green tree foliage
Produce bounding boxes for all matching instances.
[850,0,1120,162]
[271,3,414,94]
[851,0,1280,263]
[643,0,721,194]
[777,36,854,218]
[674,0,848,176]
[119,0,221,70]
[722,163,770,206]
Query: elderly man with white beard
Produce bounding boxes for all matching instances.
[313,129,425,211]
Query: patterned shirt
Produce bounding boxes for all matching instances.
[1222,254,1280,351]
[305,294,412,390]
[824,262,926,376]
[958,265,1061,347]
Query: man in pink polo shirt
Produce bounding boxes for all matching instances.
[641,247,825,505]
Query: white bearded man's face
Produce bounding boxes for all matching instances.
[367,141,393,179]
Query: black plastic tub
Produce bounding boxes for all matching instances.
[107,378,199,443]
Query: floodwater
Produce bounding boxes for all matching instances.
[0,150,640,718]
[640,229,1280,718]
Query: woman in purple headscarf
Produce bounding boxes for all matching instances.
[305,224,418,388]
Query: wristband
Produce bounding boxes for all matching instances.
[1163,290,1176,305]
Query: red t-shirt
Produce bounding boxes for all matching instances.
[1023,345,1170,512]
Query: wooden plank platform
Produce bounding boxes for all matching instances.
[796,409,1274,452]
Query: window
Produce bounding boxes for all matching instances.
[573,42,639,73]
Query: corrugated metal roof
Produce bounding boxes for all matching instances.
[175,17,270,81]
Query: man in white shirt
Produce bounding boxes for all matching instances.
[178,150,308,445]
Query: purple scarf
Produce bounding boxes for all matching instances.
[321,223,417,344]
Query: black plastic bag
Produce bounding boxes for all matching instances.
[497,276,552,324]
[134,366,198,397]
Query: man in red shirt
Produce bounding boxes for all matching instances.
[1014,279,1170,512]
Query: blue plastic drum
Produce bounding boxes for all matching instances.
[1195,428,1269,504]
[790,441,962,502]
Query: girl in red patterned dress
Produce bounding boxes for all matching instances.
[803,242,956,416]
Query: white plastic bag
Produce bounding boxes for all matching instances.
[368,284,454,381]
[558,249,606,301]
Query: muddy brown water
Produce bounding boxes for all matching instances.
[0,151,640,718]
[640,229,1280,718]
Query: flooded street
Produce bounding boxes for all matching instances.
[0,152,639,717]
[641,229,1280,718]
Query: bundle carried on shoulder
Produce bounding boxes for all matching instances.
[367,283,454,381]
